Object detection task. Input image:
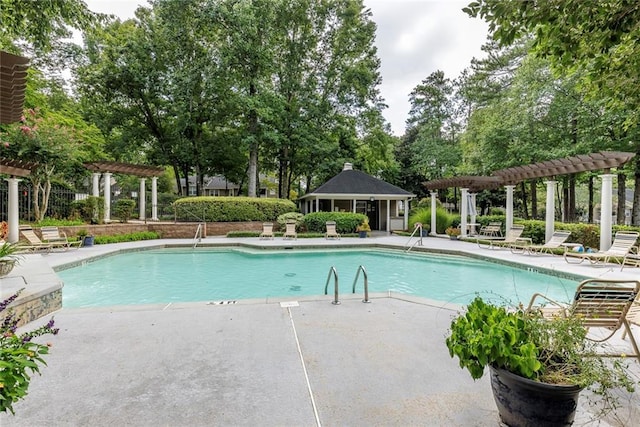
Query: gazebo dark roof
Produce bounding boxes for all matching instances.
[305,166,413,197]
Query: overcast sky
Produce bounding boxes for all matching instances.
[84,0,489,136]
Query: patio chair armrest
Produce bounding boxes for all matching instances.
[526,292,566,313]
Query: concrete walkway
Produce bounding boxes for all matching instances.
[1,234,639,426]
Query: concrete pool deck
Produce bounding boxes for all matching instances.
[1,234,639,426]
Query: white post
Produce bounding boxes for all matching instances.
[103,172,112,223]
[352,199,357,213]
[6,178,20,243]
[92,173,100,197]
[386,199,391,233]
[470,193,477,234]
[315,198,319,212]
[545,180,556,242]
[505,185,515,232]
[139,178,146,220]
[404,198,410,230]
[151,176,158,221]
[599,174,614,251]
[460,188,469,237]
[430,191,438,235]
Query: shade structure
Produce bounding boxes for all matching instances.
[0,157,37,177]
[84,161,164,178]
[423,176,502,192]
[0,51,29,125]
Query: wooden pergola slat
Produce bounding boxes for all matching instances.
[84,161,164,177]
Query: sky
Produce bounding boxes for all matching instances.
[83,0,489,136]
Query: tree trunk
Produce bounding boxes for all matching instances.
[173,165,182,196]
[247,81,259,198]
[569,174,576,221]
[521,182,529,219]
[617,171,626,225]
[530,180,537,219]
[562,177,569,222]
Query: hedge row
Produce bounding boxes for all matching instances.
[173,197,297,222]
[302,212,368,233]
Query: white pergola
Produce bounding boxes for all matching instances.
[84,162,164,223]
[424,151,636,251]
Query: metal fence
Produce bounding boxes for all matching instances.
[0,182,176,222]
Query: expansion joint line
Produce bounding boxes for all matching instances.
[287,307,321,427]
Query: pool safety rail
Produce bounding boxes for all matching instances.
[193,222,205,248]
[324,265,370,305]
[405,223,424,252]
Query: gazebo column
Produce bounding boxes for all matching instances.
[386,199,391,233]
[151,176,158,221]
[599,173,614,250]
[315,198,319,212]
[139,178,146,220]
[103,172,112,223]
[92,173,100,197]
[404,198,409,230]
[330,199,335,212]
[352,199,357,213]
[6,178,20,243]
[460,188,469,237]
[430,191,438,235]
[544,180,556,242]
[505,185,515,232]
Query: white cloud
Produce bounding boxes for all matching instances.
[84,0,489,136]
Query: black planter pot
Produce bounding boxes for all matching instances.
[489,366,582,427]
[82,236,95,247]
[358,231,368,238]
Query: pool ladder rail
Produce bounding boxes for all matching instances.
[193,222,205,248]
[324,265,371,305]
[405,223,424,253]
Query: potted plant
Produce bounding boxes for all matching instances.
[77,229,94,247]
[0,242,23,277]
[445,297,634,426]
[356,218,371,238]
[445,226,460,240]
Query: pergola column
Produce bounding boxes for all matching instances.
[151,176,158,221]
[6,177,20,243]
[460,188,469,237]
[545,180,556,242]
[469,193,477,233]
[600,174,614,250]
[430,191,438,235]
[505,185,515,232]
[103,172,112,222]
[92,173,100,197]
[404,198,410,230]
[139,178,146,220]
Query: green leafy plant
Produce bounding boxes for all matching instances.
[0,242,23,263]
[446,297,634,416]
[0,290,59,414]
[356,218,371,233]
[114,199,136,223]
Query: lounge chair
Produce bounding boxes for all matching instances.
[18,227,53,252]
[479,222,502,238]
[527,278,640,361]
[259,222,274,240]
[477,224,525,249]
[324,221,340,240]
[283,220,297,240]
[40,226,82,249]
[510,230,571,255]
[564,231,639,265]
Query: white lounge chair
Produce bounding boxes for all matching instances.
[565,231,639,265]
[259,222,274,240]
[477,224,525,249]
[283,220,297,240]
[40,226,82,249]
[510,230,571,255]
[325,221,340,240]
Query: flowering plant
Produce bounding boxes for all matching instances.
[445,226,461,236]
[0,222,8,240]
[0,289,59,414]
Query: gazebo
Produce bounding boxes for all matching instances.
[84,161,164,223]
[424,151,636,250]
[299,163,415,232]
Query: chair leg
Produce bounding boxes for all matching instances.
[623,320,640,363]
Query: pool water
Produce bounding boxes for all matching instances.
[58,248,578,308]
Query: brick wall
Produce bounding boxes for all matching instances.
[56,221,264,239]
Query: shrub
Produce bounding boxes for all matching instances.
[113,199,136,223]
[0,290,59,414]
[302,212,367,233]
[70,196,104,224]
[93,231,160,244]
[409,207,451,234]
[276,212,305,231]
[173,197,297,222]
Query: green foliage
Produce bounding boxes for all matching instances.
[93,231,160,245]
[0,290,59,414]
[276,212,305,231]
[113,199,136,223]
[0,242,22,262]
[34,218,85,227]
[70,196,104,224]
[409,207,452,233]
[173,197,297,222]
[302,212,367,233]
[446,296,634,396]
[226,230,326,239]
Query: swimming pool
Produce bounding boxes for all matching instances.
[58,248,579,308]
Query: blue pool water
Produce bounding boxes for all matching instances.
[58,248,578,308]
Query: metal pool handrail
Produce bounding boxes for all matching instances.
[324,266,340,305]
[352,265,371,303]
